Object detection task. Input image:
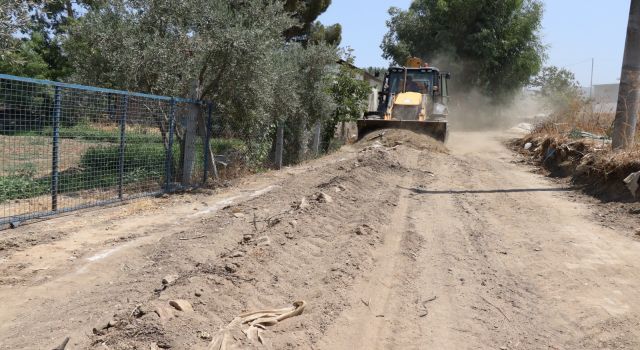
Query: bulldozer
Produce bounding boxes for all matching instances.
[358,57,450,142]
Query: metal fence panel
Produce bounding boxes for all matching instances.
[0,74,209,225]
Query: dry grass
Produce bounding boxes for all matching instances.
[533,99,615,136]
[516,99,640,200]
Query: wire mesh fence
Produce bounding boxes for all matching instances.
[0,74,212,225]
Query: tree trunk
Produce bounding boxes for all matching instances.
[181,80,199,185]
[613,0,640,150]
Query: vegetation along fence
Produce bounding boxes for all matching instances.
[0,74,217,226]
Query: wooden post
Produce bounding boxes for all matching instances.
[312,121,321,156]
[203,103,218,181]
[275,120,284,169]
[612,0,640,150]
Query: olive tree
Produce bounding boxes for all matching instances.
[530,66,581,112]
[382,0,546,102]
[66,0,296,173]
[0,0,31,59]
[67,0,343,170]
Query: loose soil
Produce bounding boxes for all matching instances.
[2,130,640,349]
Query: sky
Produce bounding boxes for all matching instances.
[318,0,631,87]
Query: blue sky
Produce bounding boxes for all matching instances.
[319,0,630,87]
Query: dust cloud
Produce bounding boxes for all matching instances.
[427,54,548,131]
[448,89,547,131]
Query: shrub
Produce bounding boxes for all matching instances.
[0,175,48,203]
[80,143,167,177]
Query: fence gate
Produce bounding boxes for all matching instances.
[0,74,213,226]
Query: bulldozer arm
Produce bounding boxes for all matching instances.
[357,119,448,143]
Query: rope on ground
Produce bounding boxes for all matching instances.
[208,300,307,350]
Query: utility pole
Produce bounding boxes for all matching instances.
[612,0,640,150]
[589,58,594,100]
[590,58,595,116]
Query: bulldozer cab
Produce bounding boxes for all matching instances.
[380,67,448,112]
[389,69,433,94]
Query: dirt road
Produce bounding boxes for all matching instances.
[1,130,640,349]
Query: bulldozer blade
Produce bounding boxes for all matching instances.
[357,120,448,142]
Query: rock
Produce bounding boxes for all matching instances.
[298,197,310,210]
[224,263,238,273]
[230,251,244,258]
[634,228,640,236]
[157,341,173,349]
[524,142,532,150]
[94,317,114,332]
[256,235,271,246]
[318,192,333,203]
[243,234,254,242]
[195,291,202,297]
[162,275,179,285]
[355,225,372,235]
[154,306,175,322]
[198,331,212,340]
[169,299,194,313]
[289,220,297,228]
[233,212,245,218]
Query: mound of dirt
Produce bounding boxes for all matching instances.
[357,129,448,154]
[511,134,640,202]
[78,142,413,350]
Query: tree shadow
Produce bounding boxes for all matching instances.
[398,186,572,195]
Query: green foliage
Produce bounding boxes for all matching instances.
[0,0,93,79]
[80,144,165,176]
[284,0,337,43]
[0,1,31,59]
[530,66,582,112]
[309,22,342,46]
[66,0,301,167]
[282,43,338,163]
[0,34,50,79]
[382,0,546,101]
[3,0,351,170]
[0,135,253,203]
[0,175,48,203]
[210,138,247,155]
[331,59,372,124]
[321,55,371,152]
[365,67,387,77]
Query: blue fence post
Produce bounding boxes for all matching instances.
[203,102,213,184]
[165,99,176,192]
[51,86,61,211]
[117,95,129,200]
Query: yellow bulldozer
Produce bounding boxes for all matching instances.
[358,57,451,142]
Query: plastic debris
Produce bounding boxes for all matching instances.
[624,171,640,198]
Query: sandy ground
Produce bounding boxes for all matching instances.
[1,130,640,349]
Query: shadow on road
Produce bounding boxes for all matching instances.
[399,186,572,195]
